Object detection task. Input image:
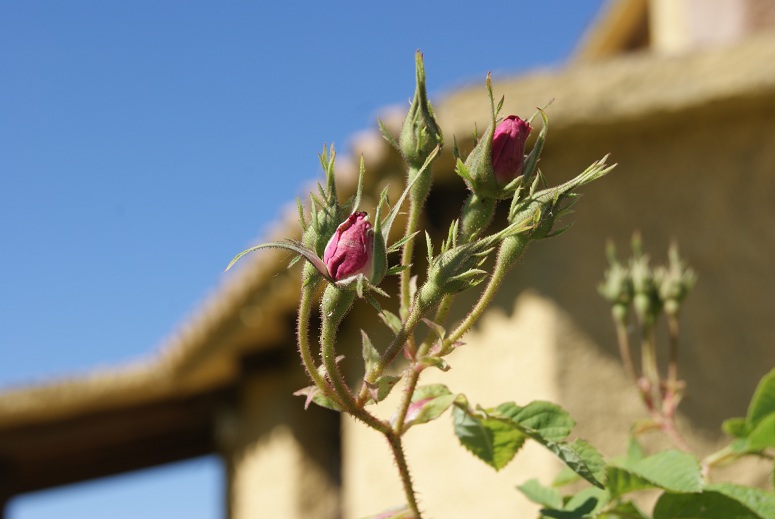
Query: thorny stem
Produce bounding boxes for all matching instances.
[386,431,423,517]
[356,300,430,406]
[298,276,344,408]
[394,294,456,434]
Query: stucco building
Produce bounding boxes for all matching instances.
[2,0,775,517]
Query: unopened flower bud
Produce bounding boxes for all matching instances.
[400,51,443,169]
[492,115,531,184]
[323,212,374,281]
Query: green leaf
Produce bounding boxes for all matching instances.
[387,231,420,254]
[609,450,702,497]
[452,405,526,470]
[539,488,604,519]
[365,375,401,404]
[548,439,607,489]
[361,331,379,373]
[293,386,342,412]
[563,486,609,515]
[402,384,456,430]
[494,401,575,442]
[748,369,775,429]
[707,483,775,519]
[416,355,450,372]
[378,310,403,335]
[492,402,606,488]
[654,490,767,519]
[607,466,657,498]
[377,118,400,151]
[598,501,649,519]
[724,417,750,439]
[627,435,646,463]
[517,479,563,509]
[747,413,775,451]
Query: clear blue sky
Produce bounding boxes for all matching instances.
[1,1,605,517]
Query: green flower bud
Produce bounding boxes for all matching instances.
[399,51,443,169]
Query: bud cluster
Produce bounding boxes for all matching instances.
[599,235,696,325]
[226,53,615,519]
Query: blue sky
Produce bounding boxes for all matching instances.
[1,1,605,517]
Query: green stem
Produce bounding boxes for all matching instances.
[356,291,434,406]
[613,312,638,384]
[318,284,393,432]
[445,234,529,348]
[640,323,661,408]
[320,286,357,406]
[386,431,422,517]
[298,275,344,407]
[400,165,432,318]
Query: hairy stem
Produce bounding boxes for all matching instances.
[445,234,529,347]
[386,431,422,517]
[400,165,433,318]
[298,276,344,407]
[356,290,436,406]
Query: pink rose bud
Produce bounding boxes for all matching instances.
[491,115,531,184]
[323,212,374,281]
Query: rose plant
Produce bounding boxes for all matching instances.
[227,53,775,518]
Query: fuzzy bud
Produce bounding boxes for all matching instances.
[400,51,443,169]
[492,116,531,184]
[323,212,374,281]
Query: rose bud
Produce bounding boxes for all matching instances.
[323,212,374,281]
[491,115,531,184]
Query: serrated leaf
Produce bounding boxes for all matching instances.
[452,405,526,470]
[416,355,450,372]
[384,264,409,277]
[607,465,656,499]
[379,310,403,335]
[549,440,607,489]
[365,375,401,404]
[402,384,456,430]
[455,157,473,183]
[495,401,575,442]
[748,369,775,429]
[421,318,447,342]
[387,231,421,254]
[634,450,703,493]
[361,331,379,373]
[517,479,563,509]
[493,401,605,488]
[707,482,775,519]
[293,386,342,412]
[377,118,400,151]
[654,490,765,519]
